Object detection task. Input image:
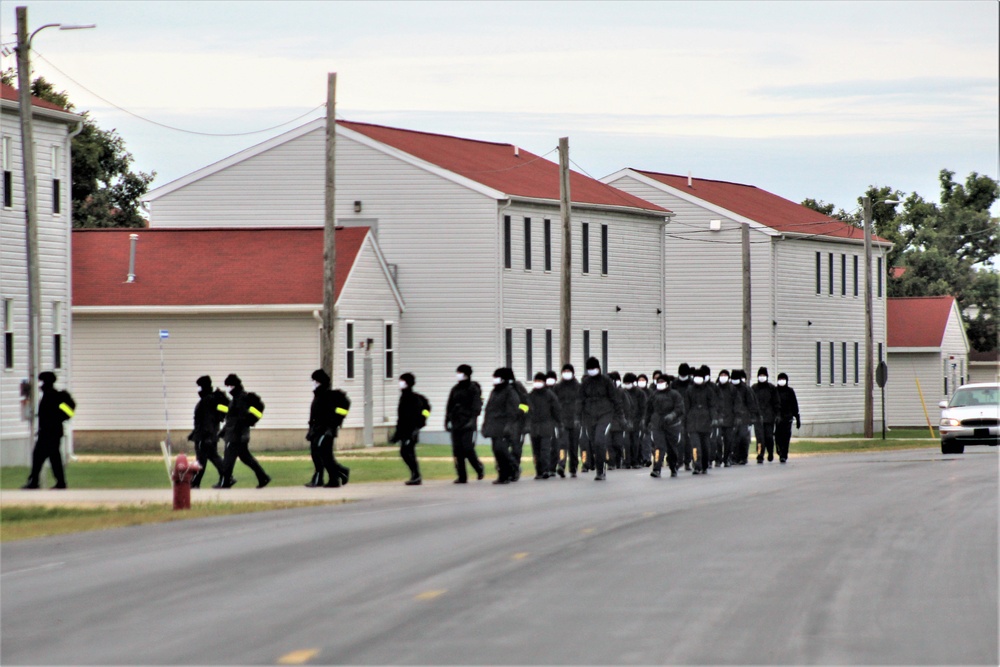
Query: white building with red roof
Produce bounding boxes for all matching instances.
[886,296,969,427]
[143,119,672,444]
[1,83,81,466]
[603,168,894,436]
[70,226,402,449]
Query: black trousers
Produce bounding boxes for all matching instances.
[735,424,752,463]
[775,420,793,461]
[315,430,349,484]
[27,432,65,487]
[610,430,626,468]
[492,434,517,482]
[651,424,682,472]
[511,432,525,474]
[223,431,268,485]
[555,425,579,474]
[530,429,553,476]
[451,428,483,482]
[400,435,421,480]
[624,430,642,467]
[689,430,712,473]
[583,416,613,476]
[192,435,225,487]
[717,426,736,465]
[755,420,776,461]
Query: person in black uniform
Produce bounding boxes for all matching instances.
[579,357,624,481]
[637,373,654,466]
[445,364,484,483]
[645,374,685,477]
[509,370,530,480]
[774,373,801,464]
[672,363,693,470]
[714,370,736,468]
[306,369,351,488]
[623,373,647,468]
[189,375,228,489]
[22,371,74,489]
[390,373,430,485]
[482,367,522,484]
[685,365,717,475]
[217,374,270,489]
[528,372,561,479]
[553,363,582,478]
[607,371,629,470]
[730,369,759,465]
[751,366,780,464]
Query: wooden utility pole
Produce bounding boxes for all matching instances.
[741,221,751,373]
[321,73,337,379]
[558,137,572,368]
[863,195,874,438]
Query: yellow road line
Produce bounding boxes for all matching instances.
[511,552,529,560]
[415,589,447,600]
[580,528,595,534]
[277,648,319,665]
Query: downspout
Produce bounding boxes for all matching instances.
[65,119,83,461]
[497,197,512,365]
[661,214,671,369]
[771,235,779,372]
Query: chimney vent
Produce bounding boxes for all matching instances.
[687,172,693,188]
[126,233,138,283]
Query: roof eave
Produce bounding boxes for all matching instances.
[508,195,670,220]
[0,98,80,124]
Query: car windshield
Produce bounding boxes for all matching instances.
[950,387,1000,408]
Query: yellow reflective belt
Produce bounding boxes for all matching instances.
[518,404,529,413]
[248,406,263,419]
[216,404,229,413]
[335,407,349,416]
[58,403,74,418]
[421,409,431,418]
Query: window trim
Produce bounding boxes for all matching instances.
[384,321,394,379]
[345,320,355,380]
[52,301,63,370]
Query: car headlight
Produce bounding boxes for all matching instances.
[940,418,961,427]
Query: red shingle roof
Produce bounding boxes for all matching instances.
[73,227,366,307]
[1,82,73,112]
[887,296,956,348]
[339,121,668,213]
[632,170,887,242]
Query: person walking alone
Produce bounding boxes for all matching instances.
[22,372,74,489]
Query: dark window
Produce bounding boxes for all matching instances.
[3,332,12,370]
[878,342,883,362]
[345,322,355,380]
[816,252,822,294]
[543,219,552,271]
[384,323,394,378]
[525,329,533,378]
[841,254,846,296]
[545,329,553,371]
[582,223,590,274]
[854,342,860,383]
[503,215,511,269]
[877,257,883,297]
[601,224,609,275]
[601,330,609,370]
[505,328,513,369]
[3,171,11,208]
[853,256,859,296]
[829,341,835,385]
[524,217,532,270]
[583,329,590,362]
[841,342,847,384]
[52,178,60,214]
[53,334,62,369]
[828,253,834,295]
[816,341,822,384]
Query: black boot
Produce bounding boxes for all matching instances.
[340,466,350,486]
[304,472,321,488]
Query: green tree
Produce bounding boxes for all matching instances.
[1,69,154,228]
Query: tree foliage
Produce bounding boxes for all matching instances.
[1,69,155,228]
[806,170,1000,352]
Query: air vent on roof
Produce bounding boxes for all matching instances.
[125,234,138,283]
[514,146,519,158]
[688,172,693,188]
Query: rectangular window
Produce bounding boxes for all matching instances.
[52,302,63,369]
[505,328,513,369]
[52,179,61,215]
[841,255,846,296]
[525,328,533,378]
[944,357,948,395]
[581,223,590,274]
[828,253,834,295]
[816,341,822,384]
[601,330,609,371]
[878,342,883,362]
[877,257,883,297]
[3,298,13,370]
[51,146,61,215]
[601,224,609,275]
[841,341,847,385]
[2,171,11,208]
[524,217,532,270]
[543,219,552,272]
[545,329,553,372]
[345,321,355,380]
[583,329,590,363]
[854,342,860,384]
[815,252,822,294]
[503,215,512,269]
[853,256,859,297]
[2,136,11,208]
[829,341,835,385]
[384,322,394,379]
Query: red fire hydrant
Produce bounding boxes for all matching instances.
[171,453,201,511]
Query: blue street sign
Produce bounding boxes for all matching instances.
[159,330,169,339]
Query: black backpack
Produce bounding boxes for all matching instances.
[57,391,76,422]
[414,392,431,430]
[245,392,265,426]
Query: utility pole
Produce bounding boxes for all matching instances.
[741,221,751,373]
[16,6,41,451]
[863,195,874,439]
[558,137,572,369]
[321,73,337,379]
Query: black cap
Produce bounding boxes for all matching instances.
[546,370,557,380]
[311,369,330,386]
[678,363,690,376]
[718,369,730,379]
[456,364,472,377]
[623,372,637,383]
[562,363,575,373]
[533,372,547,382]
[757,367,769,378]
[39,371,56,386]
[777,372,789,382]
[493,367,507,381]
[400,372,416,387]
[224,373,241,387]
[608,371,621,382]
[585,357,601,370]
[196,375,212,389]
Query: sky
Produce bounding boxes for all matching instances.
[2,0,998,216]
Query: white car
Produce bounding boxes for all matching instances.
[938,382,1000,454]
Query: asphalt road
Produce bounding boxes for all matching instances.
[2,448,997,666]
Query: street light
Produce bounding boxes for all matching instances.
[863,195,899,438]
[14,6,94,453]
